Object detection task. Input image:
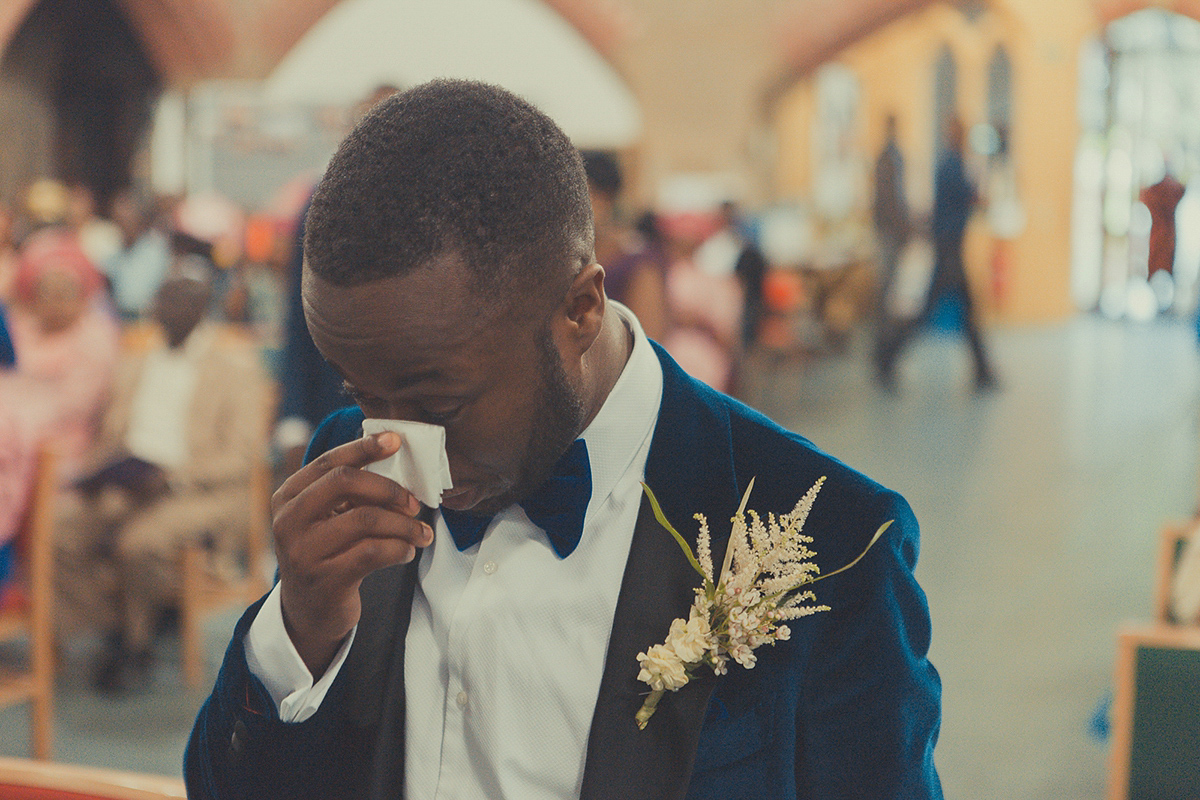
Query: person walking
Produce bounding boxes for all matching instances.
[876,116,998,393]
[873,114,910,318]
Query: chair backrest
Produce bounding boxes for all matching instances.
[1155,522,1199,625]
[0,446,57,759]
[0,757,186,800]
[0,446,54,627]
[1108,624,1200,800]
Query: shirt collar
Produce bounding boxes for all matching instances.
[157,320,216,362]
[576,302,664,513]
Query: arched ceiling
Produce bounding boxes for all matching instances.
[765,0,942,109]
[12,0,1200,91]
[253,0,631,76]
[260,0,641,148]
[779,0,942,75]
[0,0,234,81]
[1094,0,1200,25]
[772,0,1200,89]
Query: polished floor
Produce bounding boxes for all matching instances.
[2,313,1197,798]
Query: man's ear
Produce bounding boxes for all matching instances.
[556,262,606,357]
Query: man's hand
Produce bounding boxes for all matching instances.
[271,431,433,676]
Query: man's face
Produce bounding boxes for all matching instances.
[303,254,586,515]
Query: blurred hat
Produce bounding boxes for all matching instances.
[25,179,69,226]
[14,227,102,303]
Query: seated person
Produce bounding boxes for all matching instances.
[0,229,118,558]
[659,213,744,393]
[56,269,268,693]
[580,151,669,342]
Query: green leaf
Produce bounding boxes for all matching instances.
[640,482,706,580]
[808,520,892,585]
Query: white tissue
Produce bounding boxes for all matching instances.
[361,419,454,508]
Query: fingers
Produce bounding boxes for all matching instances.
[285,463,420,525]
[274,431,403,510]
[271,431,434,674]
[285,504,434,567]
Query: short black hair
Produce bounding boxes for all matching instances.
[581,150,622,198]
[304,79,594,299]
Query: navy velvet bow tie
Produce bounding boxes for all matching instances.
[439,439,592,558]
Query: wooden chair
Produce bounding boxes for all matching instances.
[0,757,186,799]
[178,372,277,689]
[0,447,57,759]
[1107,521,1200,799]
[1107,623,1200,800]
[1153,521,1193,624]
[178,454,272,688]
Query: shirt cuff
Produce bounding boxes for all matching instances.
[244,582,357,723]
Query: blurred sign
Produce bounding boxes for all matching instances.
[182,82,353,213]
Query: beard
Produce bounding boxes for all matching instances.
[473,323,586,514]
[513,324,587,498]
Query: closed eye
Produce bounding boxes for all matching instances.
[343,381,463,424]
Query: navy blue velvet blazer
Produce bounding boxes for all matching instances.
[185,344,942,799]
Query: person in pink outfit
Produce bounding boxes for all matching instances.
[0,228,119,547]
[658,212,744,393]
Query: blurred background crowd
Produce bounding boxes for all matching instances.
[1,0,1200,797]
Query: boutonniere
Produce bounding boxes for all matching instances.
[634,477,889,729]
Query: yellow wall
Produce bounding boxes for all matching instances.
[772,0,1101,323]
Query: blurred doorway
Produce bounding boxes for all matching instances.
[1071,9,1200,320]
[0,0,160,208]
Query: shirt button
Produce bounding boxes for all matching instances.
[456,691,469,708]
[482,560,497,575]
[228,719,248,764]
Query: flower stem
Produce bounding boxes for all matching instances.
[635,689,665,730]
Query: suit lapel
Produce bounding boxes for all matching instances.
[579,500,718,800]
[360,556,419,800]
[579,345,742,799]
[343,548,423,800]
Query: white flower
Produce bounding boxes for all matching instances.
[634,476,886,729]
[636,644,689,691]
[666,608,712,663]
[729,642,757,669]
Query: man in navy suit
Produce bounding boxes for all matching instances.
[186,80,942,799]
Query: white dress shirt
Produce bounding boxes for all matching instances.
[246,303,664,799]
[123,323,214,469]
